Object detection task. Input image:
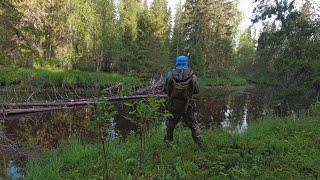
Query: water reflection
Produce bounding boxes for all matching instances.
[195,91,265,133]
[2,91,266,148]
[7,160,23,180]
[109,118,117,141]
[236,105,248,134]
[221,105,233,129]
[4,108,94,148]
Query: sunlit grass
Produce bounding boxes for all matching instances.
[0,67,145,93]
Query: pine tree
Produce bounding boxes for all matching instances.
[150,0,170,72]
[118,0,142,73]
[135,0,171,75]
[182,0,239,76]
[171,1,184,58]
[91,0,118,71]
[236,27,256,77]
[136,7,155,75]
[183,0,210,75]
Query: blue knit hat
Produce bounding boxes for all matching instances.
[175,56,189,69]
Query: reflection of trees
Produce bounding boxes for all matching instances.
[197,93,246,130]
[196,96,226,128]
[196,91,267,131]
[5,108,94,148]
[1,119,26,176]
[0,103,136,175]
[114,102,137,139]
[236,104,248,134]
[221,105,233,129]
[4,103,138,149]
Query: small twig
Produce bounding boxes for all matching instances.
[26,91,35,102]
[13,87,17,102]
[46,92,52,101]
[71,86,82,99]
[53,85,64,100]
[101,83,123,95]
[53,87,58,100]
[5,86,8,99]
[64,87,69,100]
[0,133,30,156]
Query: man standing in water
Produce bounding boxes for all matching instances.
[163,55,203,146]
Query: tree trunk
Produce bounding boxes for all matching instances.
[95,49,103,72]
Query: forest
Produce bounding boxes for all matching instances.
[0,0,320,179]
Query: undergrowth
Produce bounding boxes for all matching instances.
[25,117,320,179]
[200,76,246,87]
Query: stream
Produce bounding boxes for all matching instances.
[0,87,270,178]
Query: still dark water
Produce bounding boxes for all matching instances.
[1,88,270,177]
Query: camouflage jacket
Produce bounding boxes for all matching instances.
[164,68,199,99]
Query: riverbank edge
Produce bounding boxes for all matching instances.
[25,116,320,179]
[0,67,246,90]
[0,67,144,90]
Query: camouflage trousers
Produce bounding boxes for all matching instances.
[164,102,202,145]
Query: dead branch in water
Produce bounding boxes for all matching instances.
[101,83,123,94]
[1,94,168,116]
[132,80,164,95]
[0,133,29,156]
[1,76,168,116]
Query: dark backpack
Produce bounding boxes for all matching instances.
[166,70,195,112]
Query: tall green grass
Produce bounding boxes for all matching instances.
[25,117,320,179]
[0,67,246,90]
[0,67,144,92]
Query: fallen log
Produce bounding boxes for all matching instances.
[5,94,168,108]
[5,100,94,108]
[1,94,168,116]
[1,107,75,116]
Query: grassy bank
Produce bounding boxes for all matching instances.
[0,67,246,88]
[0,67,248,103]
[0,67,246,90]
[0,67,144,93]
[198,76,248,96]
[25,117,320,179]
